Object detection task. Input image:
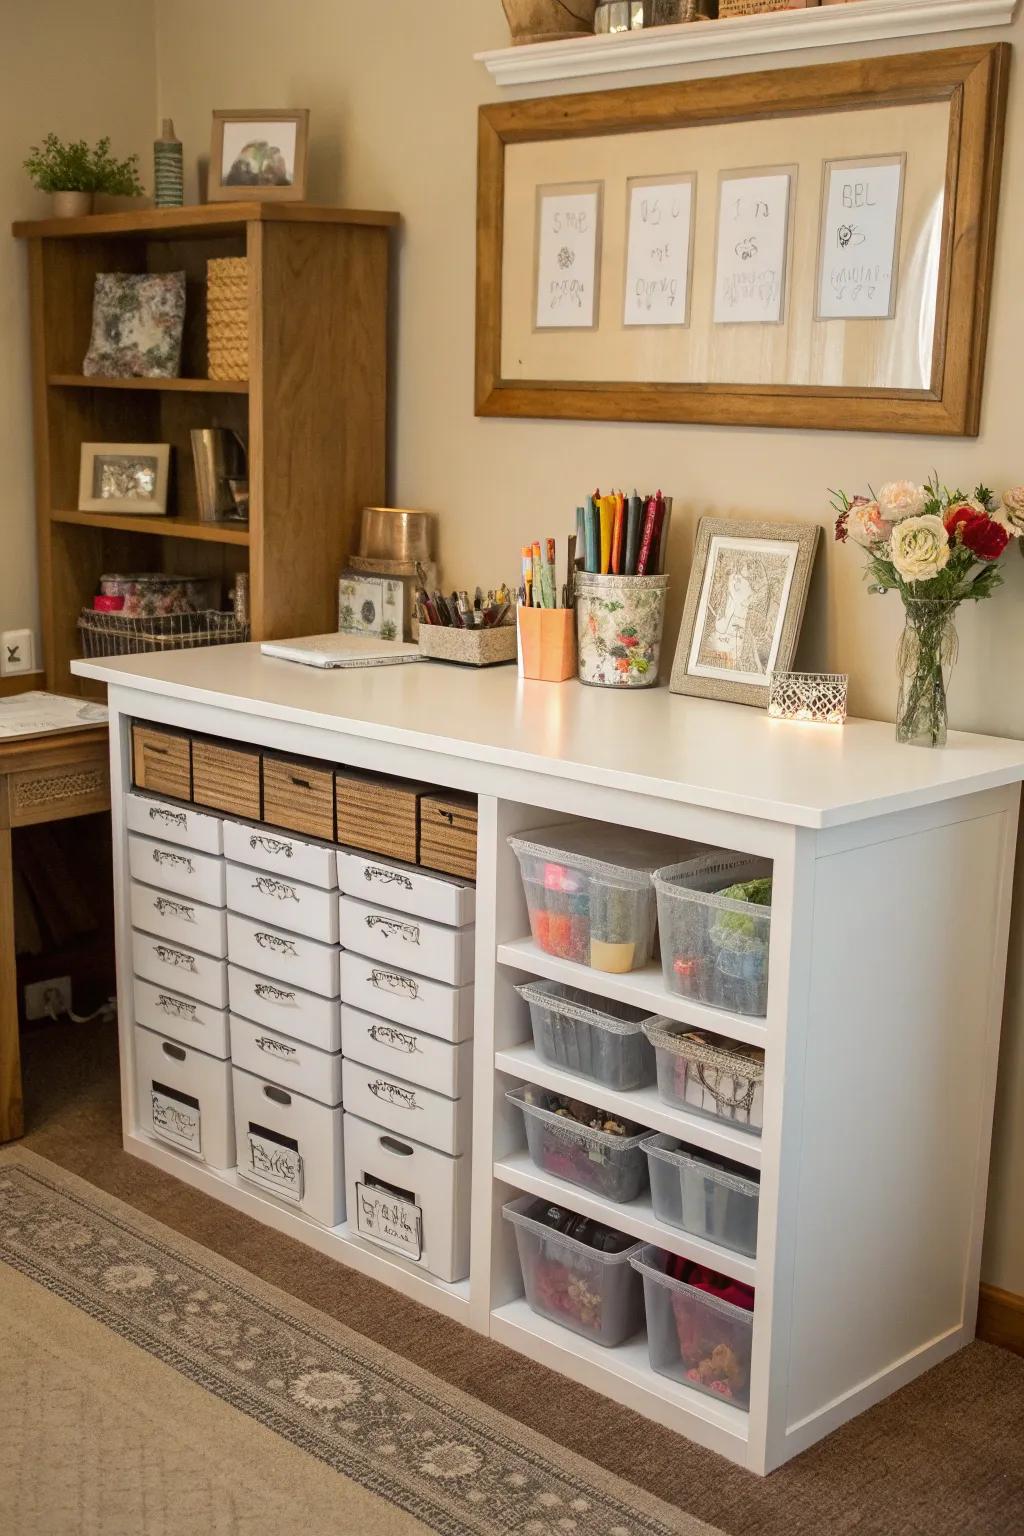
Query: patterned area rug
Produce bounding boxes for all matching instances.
[0,1148,721,1536]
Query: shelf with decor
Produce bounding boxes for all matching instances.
[15,201,399,692]
[477,0,1017,87]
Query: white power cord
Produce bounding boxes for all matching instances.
[45,994,118,1025]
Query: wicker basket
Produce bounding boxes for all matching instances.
[718,0,815,14]
[78,609,249,659]
[207,256,249,381]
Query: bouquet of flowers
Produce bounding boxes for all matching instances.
[831,477,1023,746]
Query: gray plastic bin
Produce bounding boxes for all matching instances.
[630,1245,754,1409]
[506,1084,654,1203]
[503,1195,644,1346]
[517,979,656,1091]
[644,1135,759,1257]
[654,853,772,1017]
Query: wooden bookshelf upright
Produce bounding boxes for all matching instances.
[13,202,399,692]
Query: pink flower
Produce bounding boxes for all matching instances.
[846,499,893,549]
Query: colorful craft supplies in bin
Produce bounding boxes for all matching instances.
[630,1247,755,1408]
[506,1084,654,1203]
[642,1021,766,1135]
[654,854,773,1016]
[503,1195,644,1347]
[517,979,656,1091]
[644,1136,760,1258]
[509,822,708,975]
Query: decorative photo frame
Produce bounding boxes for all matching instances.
[670,518,820,706]
[476,44,1008,436]
[78,443,170,515]
[208,108,310,202]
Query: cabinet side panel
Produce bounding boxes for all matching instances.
[786,810,1006,1432]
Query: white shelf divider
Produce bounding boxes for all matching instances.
[496,1041,763,1169]
[496,935,770,1050]
[495,1150,757,1283]
[476,0,1018,87]
[491,1298,749,1460]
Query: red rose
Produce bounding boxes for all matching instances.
[961,515,1010,561]
[944,503,986,539]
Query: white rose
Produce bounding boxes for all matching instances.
[878,480,928,522]
[847,499,893,548]
[998,486,1024,537]
[889,514,951,583]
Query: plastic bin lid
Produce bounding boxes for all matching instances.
[509,822,713,885]
[516,979,653,1034]
[641,1020,766,1075]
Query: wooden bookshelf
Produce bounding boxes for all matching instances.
[15,202,399,692]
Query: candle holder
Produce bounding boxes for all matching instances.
[767,671,848,726]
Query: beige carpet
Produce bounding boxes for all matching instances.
[0,1146,719,1536]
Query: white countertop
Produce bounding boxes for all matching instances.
[73,644,1024,829]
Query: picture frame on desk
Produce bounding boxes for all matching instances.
[208,108,310,202]
[670,517,820,706]
[78,443,170,516]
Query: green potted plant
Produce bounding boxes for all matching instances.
[24,134,144,218]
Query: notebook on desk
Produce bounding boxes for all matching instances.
[0,691,108,741]
[260,633,425,669]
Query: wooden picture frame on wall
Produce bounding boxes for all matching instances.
[475,45,1009,437]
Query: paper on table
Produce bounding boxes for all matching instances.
[260,633,424,669]
[0,691,108,741]
[713,169,793,326]
[623,174,694,328]
[816,155,905,320]
[534,182,602,330]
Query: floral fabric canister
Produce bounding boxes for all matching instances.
[83,271,186,378]
[576,572,669,689]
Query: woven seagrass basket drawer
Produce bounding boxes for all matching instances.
[419,792,478,881]
[262,753,335,841]
[191,737,261,820]
[132,723,192,801]
[335,770,428,864]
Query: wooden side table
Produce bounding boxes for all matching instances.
[0,726,110,1141]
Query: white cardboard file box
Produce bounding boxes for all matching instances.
[126,792,223,856]
[342,1057,471,1156]
[338,850,475,928]
[134,1024,235,1168]
[226,860,339,944]
[228,964,341,1052]
[130,879,228,959]
[338,896,475,986]
[226,912,340,998]
[128,833,226,908]
[229,1014,342,1107]
[132,929,228,1010]
[133,976,230,1059]
[232,1066,345,1226]
[341,1006,472,1099]
[339,952,473,1043]
[224,818,338,890]
[343,1111,470,1283]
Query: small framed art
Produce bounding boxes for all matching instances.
[208,108,310,202]
[670,517,820,706]
[78,443,170,516]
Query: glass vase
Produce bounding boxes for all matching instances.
[895,597,959,748]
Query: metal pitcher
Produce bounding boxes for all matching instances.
[191,428,247,522]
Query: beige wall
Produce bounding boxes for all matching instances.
[0,0,156,650]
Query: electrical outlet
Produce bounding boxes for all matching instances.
[24,976,72,1020]
[1,628,35,676]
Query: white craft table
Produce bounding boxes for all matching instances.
[73,645,1024,1474]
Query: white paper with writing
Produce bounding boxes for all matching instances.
[246,1131,304,1203]
[535,184,601,329]
[356,1181,423,1260]
[713,171,793,325]
[151,1088,201,1155]
[817,157,904,320]
[623,176,693,327]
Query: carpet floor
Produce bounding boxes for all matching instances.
[18,1016,1024,1535]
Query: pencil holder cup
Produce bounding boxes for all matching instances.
[517,606,577,682]
[575,573,668,689]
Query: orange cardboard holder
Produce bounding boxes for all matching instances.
[517,606,576,682]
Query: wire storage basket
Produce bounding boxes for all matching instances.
[78,609,250,659]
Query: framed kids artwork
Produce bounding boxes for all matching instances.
[475,44,1008,436]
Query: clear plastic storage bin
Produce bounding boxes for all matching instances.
[503,1195,644,1346]
[644,1136,759,1257]
[517,979,656,1091]
[642,1019,765,1135]
[506,1084,654,1203]
[654,853,772,1016]
[630,1246,755,1408]
[509,823,710,975]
